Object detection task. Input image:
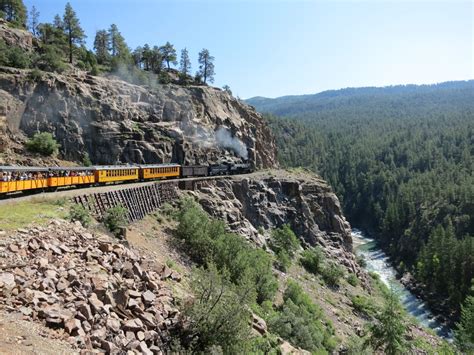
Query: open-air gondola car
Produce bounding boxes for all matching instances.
[0,166,48,194]
[47,167,95,188]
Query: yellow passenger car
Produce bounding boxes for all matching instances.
[140,164,180,180]
[47,167,95,188]
[0,166,48,194]
[94,166,139,184]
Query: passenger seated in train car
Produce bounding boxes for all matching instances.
[0,169,47,181]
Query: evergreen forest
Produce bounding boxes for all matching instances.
[249,82,474,317]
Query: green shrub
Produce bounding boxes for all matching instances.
[90,65,99,76]
[103,205,128,236]
[269,224,300,258]
[36,45,66,73]
[69,204,92,227]
[275,249,291,272]
[346,335,373,355]
[247,333,280,354]
[0,40,31,69]
[160,202,177,218]
[356,255,367,268]
[82,152,92,167]
[268,280,337,353]
[347,273,359,287]
[300,247,324,274]
[26,132,60,156]
[27,68,43,82]
[176,198,277,304]
[321,262,345,287]
[8,47,30,68]
[183,264,253,353]
[350,294,377,318]
[158,71,171,84]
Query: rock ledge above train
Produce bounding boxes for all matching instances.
[0,66,277,169]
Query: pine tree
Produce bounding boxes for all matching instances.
[93,30,110,65]
[132,46,143,68]
[150,46,162,73]
[0,0,27,27]
[366,289,408,354]
[159,41,177,69]
[108,24,129,60]
[456,286,474,352]
[28,5,39,36]
[179,48,191,77]
[53,14,62,29]
[62,2,86,63]
[141,44,152,71]
[223,85,232,95]
[197,48,215,84]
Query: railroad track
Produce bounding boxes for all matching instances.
[0,174,240,206]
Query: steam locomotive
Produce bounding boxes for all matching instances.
[0,162,253,197]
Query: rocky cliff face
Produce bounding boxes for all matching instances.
[0,66,277,168]
[188,170,363,278]
[0,19,33,51]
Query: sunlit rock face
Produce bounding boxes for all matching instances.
[0,67,278,168]
[189,170,366,280]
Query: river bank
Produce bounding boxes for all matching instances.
[352,229,453,340]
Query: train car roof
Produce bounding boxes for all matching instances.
[139,164,181,168]
[91,165,140,170]
[48,166,97,171]
[0,166,49,172]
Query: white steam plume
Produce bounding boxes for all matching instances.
[179,122,248,159]
[215,127,248,159]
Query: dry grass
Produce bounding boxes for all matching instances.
[0,197,69,232]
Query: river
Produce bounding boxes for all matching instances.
[352,229,453,340]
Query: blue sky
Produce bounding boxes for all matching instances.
[24,0,473,98]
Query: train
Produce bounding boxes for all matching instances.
[0,162,253,197]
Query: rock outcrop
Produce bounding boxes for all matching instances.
[188,170,362,277]
[0,66,277,169]
[0,220,182,353]
[0,19,34,51]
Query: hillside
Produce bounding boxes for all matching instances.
[247,81,474,117]
[0,18,276,169]
[247,82,474,324]
[0,6,459,354]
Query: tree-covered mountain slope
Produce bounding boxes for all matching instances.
[247,81,474,117]
[247,82,474,321]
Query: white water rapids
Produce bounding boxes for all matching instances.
[352,229,453,340]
